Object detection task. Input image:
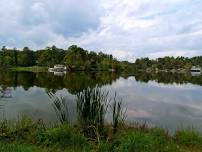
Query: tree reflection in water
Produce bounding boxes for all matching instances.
[134,71,202,85]
[0,71,120,94]
[1,71,202,93]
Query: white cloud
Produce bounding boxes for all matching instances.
[0,0,202,60]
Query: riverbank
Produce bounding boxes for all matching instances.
[0,117,201,152]
[8,66,122,73]
[10,66,48,72]
[138,68,190,74]
[8,66,111,72]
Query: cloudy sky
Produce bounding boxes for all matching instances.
[0,0,202,61]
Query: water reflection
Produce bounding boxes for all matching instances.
[0,71,119,94]
[191,72,201,77]
[107,76,202,132]
[0,71,202,132]
[0,87,12,98]
[134,72,202,85]
[1,71,202,91]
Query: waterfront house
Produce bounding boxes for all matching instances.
[191,66,201,72]
[48,65,67,72]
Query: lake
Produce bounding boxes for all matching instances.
[1,71,202,132]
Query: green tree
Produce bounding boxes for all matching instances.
[18,47,35,66]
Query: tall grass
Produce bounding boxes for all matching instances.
[76,86,126,141]
[48,92,69,124]
[112,93,127,134]
[0,117,90,152]
[0,116,45,142]
[174,128,202,148]
[47,86,126,138]
[76,86,109,141]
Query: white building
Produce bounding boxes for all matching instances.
[191,66,201,72]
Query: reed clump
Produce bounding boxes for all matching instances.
[76,86,126,142]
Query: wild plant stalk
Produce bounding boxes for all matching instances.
[48,92,69,124]
[0,88,3,103]
[112,93,127,134]
[76,86,109,140]
[47,86,126,141]
[0,120,9,136]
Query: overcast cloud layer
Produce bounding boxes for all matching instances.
[0,0,202,61]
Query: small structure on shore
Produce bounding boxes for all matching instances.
[191,66,201,76]
[48,65,67,72]
[109,68,115,72]
[191,66,201,72]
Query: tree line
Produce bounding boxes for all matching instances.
[0,45,133,71]
[1,45,201,71]
[134,56,202,71]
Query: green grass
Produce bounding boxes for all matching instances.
[112,129,179,152]
[0,142,89,152]
[174,129,202,148]
[38,124,89,150]
[1,117,202,152]
[11,66,48,72]
[0,142,49,152]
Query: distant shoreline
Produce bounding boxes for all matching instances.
[1,66,200,74]
[9,66,48,72]
[4,66,119,73]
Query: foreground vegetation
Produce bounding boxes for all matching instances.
[0,117,202,152]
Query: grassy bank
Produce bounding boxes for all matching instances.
[9,66,116,73]
[10,66,48,72]
[0,117,202,152]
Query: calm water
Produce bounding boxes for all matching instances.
[1,71,202,132]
